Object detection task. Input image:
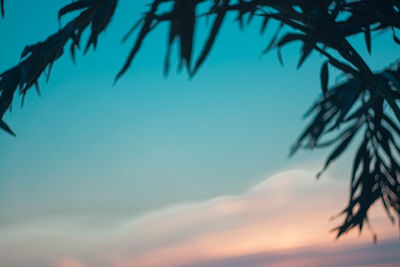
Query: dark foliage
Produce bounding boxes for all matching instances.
[1,0,4,17]
[1,0,400,240]
[0,0,117,135]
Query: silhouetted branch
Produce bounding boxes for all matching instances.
[0,0,117,135]
[291,65,400,239]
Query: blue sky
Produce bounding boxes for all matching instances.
[0,1,400,266]
[0,0,321,223]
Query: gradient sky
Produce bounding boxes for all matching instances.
[1,1,400,267]
[1,170,399,267]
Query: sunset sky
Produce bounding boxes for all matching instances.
[1,1,400,266]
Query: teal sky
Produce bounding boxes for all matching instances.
[0,0,399,227]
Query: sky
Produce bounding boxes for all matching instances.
[0,1,400,267]
[1,170,399,267]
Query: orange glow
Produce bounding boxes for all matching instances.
[106,170,397,267]
[55,258,86,267]
[1,170,398,267]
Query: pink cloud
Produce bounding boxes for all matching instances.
[104,170,396,267]
[55,258,87,267]
[1,169,398,267]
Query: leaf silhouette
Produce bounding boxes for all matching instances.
[364,26,371,54]
[297,43,313,69]
[116,1,161,80]
[192,0,229,76]
[0,119,15,136]
[260,16,269,34]
[320,61,329,97]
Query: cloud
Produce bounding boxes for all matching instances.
[0,169,398,267]
[55,258,87,267]
[185,239,400,267]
